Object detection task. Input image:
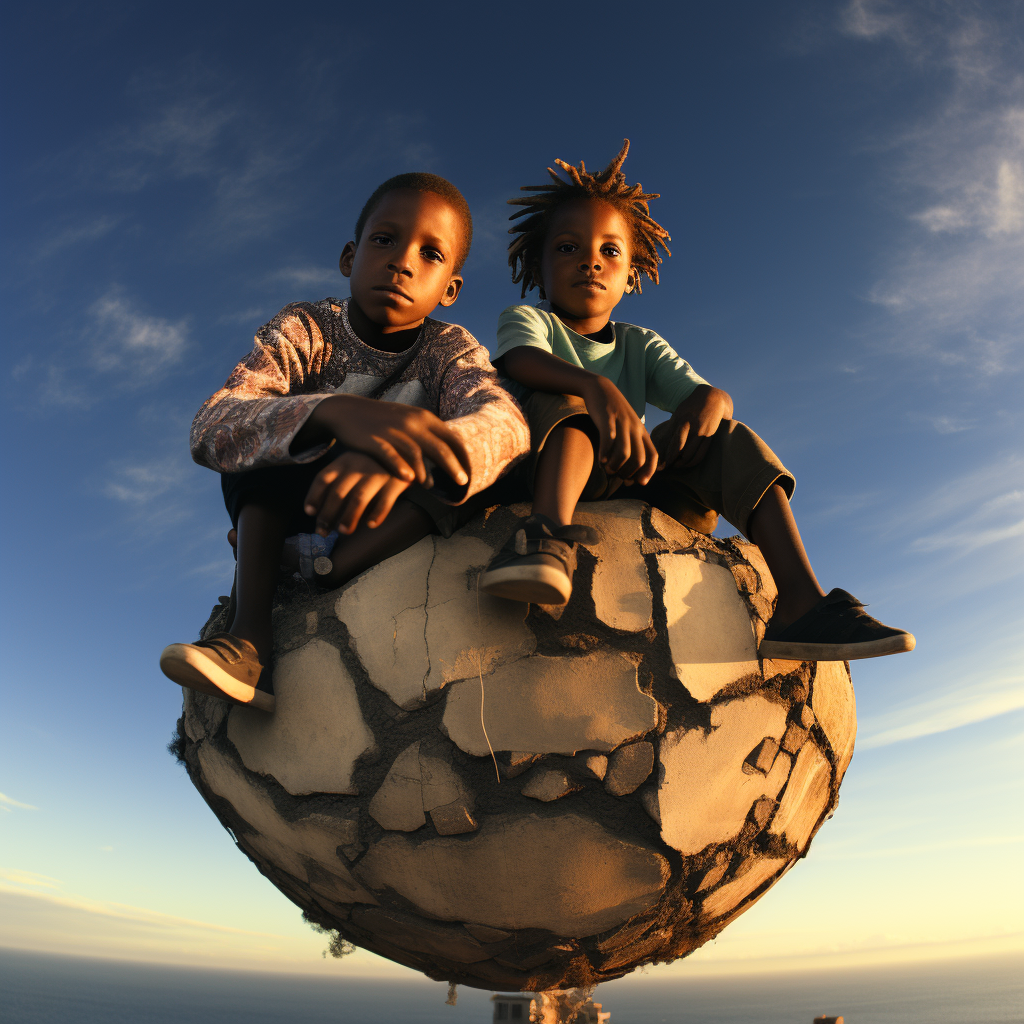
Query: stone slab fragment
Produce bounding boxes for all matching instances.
[656,554,761,702]
[576,501,652,632]
[769,742,832,852]
[604,741,655,796]
[336,534,535,710]
[463,923,511,943]
[336,538,433,709]
[369,742,426,832]
[442,652,658,756]
[421,533,536,689]
[700,857,788,920]
[227,640,376,796]
[418,747,471,813]
[810,661,857,781]
[584,755,608,780]
[350,907,495,964]
[197,743,377,905]
[429,801,478,835]
[522,770,581,802]
[657,695,790,855]
[183,691,228,744]
[353,812,669,937]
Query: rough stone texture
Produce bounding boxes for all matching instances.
[369,741,477,834]
[522,769,582,802]
[809,660,857,782]
[228,640,376,796]
[336,533,535,710]
[354,813,670,937]
[442,652,658,756]
[769,743,832,851]
[579,502,653,631]
[604,741,655,796]
[656,554,762,701]
[178,500,857,993]
[656,695,790,856]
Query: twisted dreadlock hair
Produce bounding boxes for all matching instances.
[508,140,671,298]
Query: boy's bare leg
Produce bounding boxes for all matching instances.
[532,421,597,527]
[748,483,914,659]
[746,484,826,628]
[320,500,434,588]
[481,422,600,604]
[227,504,289,665]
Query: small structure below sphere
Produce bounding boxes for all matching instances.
[492,992,610,1023]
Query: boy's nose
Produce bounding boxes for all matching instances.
[387,253,415,276]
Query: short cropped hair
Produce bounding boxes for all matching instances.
[508,140,671,297]
[354,173,473,272]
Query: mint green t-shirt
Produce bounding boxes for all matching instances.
[492,302,708,421]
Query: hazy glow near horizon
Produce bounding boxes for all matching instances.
[1,0,1021,984]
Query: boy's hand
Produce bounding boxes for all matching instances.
[582,377,658,486]
[298,396,472,491]
[651,385,734,471]
[303,451,411,536]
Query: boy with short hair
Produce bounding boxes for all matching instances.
[161,173,530,710]
[480,142,914,663]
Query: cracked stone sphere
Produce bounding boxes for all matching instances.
[175,500,856,992]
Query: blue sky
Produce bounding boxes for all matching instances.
[1,0,1021,980]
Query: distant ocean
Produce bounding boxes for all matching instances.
[1,948,1020,1023]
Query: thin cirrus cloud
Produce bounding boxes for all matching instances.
[0,793,37,812]
[858,673,1024,750]
[842,0,1024,378]
[89,290,188,378]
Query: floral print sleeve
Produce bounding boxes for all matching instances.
[189,302,336,473]
[189,298,529,501]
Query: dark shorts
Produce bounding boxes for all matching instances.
[221,447,520,539]
[515,391,796,538]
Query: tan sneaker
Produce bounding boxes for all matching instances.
[160,632,274,712]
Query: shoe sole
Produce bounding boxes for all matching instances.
[160,644,275,712]
[479,564,572,605]
[758,631,916,662]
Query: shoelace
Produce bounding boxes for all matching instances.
[194,632,254,665]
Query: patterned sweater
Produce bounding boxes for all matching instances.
[190,298,529,502]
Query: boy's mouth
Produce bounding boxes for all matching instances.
[373,284,413,302]
[574,279,605,291]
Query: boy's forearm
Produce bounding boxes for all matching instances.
[501,346,602,399]
[290,394,361,453]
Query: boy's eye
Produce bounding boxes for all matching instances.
[370,234,393,246]
[556,243,578,254]
[421,248,445,263]
[602,245,621,258]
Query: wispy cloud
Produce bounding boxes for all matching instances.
[32,216,122,262]
[21,289,191,409]
[266,265,342,290]
[859,670,1024,749]
[0,868,58,888]
[0,793,37,813]
[89,290,188,379]
[842,1,1024,378]
[104,455,191,505]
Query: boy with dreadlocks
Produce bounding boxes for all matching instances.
[480,142,913,662]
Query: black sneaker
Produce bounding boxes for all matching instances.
[758,589,915,662]
[479,514,600,605]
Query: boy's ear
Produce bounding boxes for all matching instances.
[437,274,463,307]
[339,242,357,278]
[625,268,638,294]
